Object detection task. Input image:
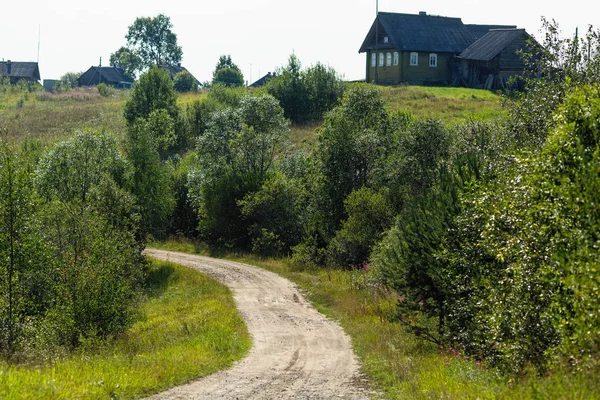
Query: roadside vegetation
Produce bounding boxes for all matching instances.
[0,259,250,399]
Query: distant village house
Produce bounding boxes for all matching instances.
[78,65,134,88]
[0,61,41,84]
[359,11,531,89]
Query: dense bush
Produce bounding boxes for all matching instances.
[173,70,198,92]
[189,94,290,247]
[1,129,144,358]
[266,54,344,123]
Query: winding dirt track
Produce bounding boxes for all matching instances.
[144,249,371,400]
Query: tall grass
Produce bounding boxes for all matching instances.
[0,259,251,400]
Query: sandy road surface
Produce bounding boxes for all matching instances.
[144,249,371,400]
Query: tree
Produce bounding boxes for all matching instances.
[173,70,198,92]
[212,55,244,87]
[109,46,142,77]
[189,94,290,246]
[125,14,182,70]
[213,55,241,76]
[0,135,50,357]
[123,67,187,155]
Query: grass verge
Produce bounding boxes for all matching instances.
[0,258,251,400]
[149,239,600,399]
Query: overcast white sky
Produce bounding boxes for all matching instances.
[1,1,599,83]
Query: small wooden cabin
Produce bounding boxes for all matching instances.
[78,66,134,88]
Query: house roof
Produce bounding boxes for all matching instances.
[250,72,276,88]
[459,29,529,61]
[157,64,197,81]
[466,24,517,40]
[0,61,40,80]
[359,12,476,53]
[78,66,134,86]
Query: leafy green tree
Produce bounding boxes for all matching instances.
[239,172,307,255]
[34,129,143,347]
[125,14,182,70]
[124,67,187,155]
[0,135,50,356]
[316,85,391,235]
[125,118,175,239]
[266,54,306,122]
[189,94,289,246]
[109,46,142,77]
[173,70,198,92]
[327,187,393,269]
[212,55,244,87]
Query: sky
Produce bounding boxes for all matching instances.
[1,0,599,84]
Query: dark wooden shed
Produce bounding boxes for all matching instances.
[459,29,531,89]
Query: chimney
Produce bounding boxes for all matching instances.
[7,60,11,75]
[419,11,427,16]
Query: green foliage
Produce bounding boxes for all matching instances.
[96,82,115,97]
[109,46,142,77]
[207,83,246,108]
[239,172,307,256]
[125,14,182,70]
[189,94,290,247]
[166,153,198,237]
[125,118,175,239]
[442,84,600,373]
[173,70,198,92]
[186,97,219,138]
[124,67,179,125]
[58,71,81,90]
[0,137,50,357]
[316,85,391,234]
[327,187,393,269]
[266,54,345,123]
[124,67,187,156]
[0,129,146,354]
[212,55,244,87]
[503,19,600,148]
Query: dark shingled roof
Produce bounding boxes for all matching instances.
[359,12,476,53]
[78,66,134,86]
[0,61,40,80]
[460,29,528,61]
[466,24,517,40]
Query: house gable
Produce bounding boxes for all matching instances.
[78,66,134,87]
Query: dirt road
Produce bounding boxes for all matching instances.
[144,249,371,400]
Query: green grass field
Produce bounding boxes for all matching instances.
[0,259,251,400]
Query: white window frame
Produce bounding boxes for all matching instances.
[429,53,438,67]
[379,53,384,67]
[386,52,392,66]
[393,52,399,66]
[371,53,376,67]
[410,52,418,66]
[383,36,389,44]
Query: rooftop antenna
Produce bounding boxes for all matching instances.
[37,24,41,63]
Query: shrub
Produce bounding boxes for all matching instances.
[173,70,198,92]
[97,83,115,97]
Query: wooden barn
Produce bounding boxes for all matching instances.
[459,29,532,89]
[0,61,41,83]
[78,66,134,88]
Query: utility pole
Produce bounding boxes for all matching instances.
[374,0,379,84]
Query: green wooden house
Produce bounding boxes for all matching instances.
[359,11,518,86]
